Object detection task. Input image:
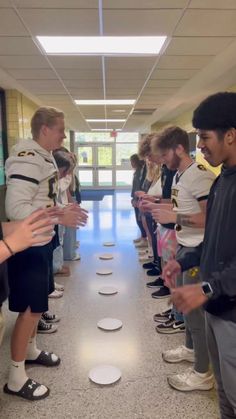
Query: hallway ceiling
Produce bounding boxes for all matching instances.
[0,0,236,132]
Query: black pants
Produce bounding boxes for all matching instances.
[145,214,161,266]
[134,207,146,238]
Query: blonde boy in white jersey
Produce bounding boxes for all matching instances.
[151,126,215,392]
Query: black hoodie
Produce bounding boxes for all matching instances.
[200,165,236,321]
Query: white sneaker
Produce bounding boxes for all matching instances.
[135,239,148,248]
[138,249,149,256]
[55,282,64,291]
[167,368,214,391]
[72,254,81,261]
[139,254,153,262]
[49,289,63,299]
[162,345,194,363]
[133,237,142,243]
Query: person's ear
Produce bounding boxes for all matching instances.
[41,125,48,137]
[175,144,185,157]
[225,128,236,145]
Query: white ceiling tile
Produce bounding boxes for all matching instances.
[103,0,188,8]
[189,0,236,9]
[106,80,143,89]
[0,55,50,68]
[0,1,11,6]
[106,70,148,80]
[106,88,139,99]
[56,69,102,80]
[49,56,101,69]
[17,79,64,89]
[144,87,179,95]
[63,79,103,89]
[103,9,183,35]
[19,9,99,35]
[16,0,98,7]
[0,36,40,55]
[68,88,103,96]
[37,94,72,103]
[175,10,236,36]
[151,68,198,79]
[165,37,235,55]
[0,9,28,35]
[158,55,213,69]
[7,68,58,79]
[147,79,185,88]
[105,57,156,70]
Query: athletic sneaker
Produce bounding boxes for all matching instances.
[162,345,194,363]
[37,319,58,334]
[138,249,149,255]
[167,368,214,392]
[139,254,153,262]
[152,286,170,299]
[146,277,164,288]
[49,289,63,298]
[55,282,64,291]
[146,266,161,277]
[153,308,172,323]
[135,239,148,248]
[156,319,185,333]
[143,261,159,270]
[72,254,81,261]
[42,312,61,324]
[133,237,142,243]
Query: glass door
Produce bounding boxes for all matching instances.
[77,143,114,189]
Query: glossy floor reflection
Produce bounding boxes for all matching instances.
[0,192,218,419]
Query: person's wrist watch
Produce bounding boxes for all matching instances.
[201,281,213,298]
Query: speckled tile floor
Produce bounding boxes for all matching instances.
[0,192,219,419]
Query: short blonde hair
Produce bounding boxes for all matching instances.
[31,106,64,139]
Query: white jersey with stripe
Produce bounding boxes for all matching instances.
[5,139,59,221]
[171,162,215,247]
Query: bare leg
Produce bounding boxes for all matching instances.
[11,307,41,361]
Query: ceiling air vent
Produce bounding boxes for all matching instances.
[132,108,156,116]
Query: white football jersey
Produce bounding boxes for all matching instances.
[5,139,59,220]
[171,162,215,247]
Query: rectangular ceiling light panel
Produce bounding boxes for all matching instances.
[75,99,135,105]
[86,119,126,122]
[37,36,167,55]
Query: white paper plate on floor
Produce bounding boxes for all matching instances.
[103,242,115,247]
[96,269,113,276]
[89,365,121,385]
[99,254,114,260]
[97,318,123,331]
[98,286,118,295]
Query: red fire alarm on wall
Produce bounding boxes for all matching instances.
[110,130,117,138]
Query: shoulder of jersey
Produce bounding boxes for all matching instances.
[17,150,36,157]
[196,164,207,171]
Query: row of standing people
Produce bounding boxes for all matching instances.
[131,91,236,419]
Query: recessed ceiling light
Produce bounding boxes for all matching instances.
[91,129,122,132]
[112,109,126,113]
[86,119,126,123]
[37,36,167,55]
[75,99,135,105]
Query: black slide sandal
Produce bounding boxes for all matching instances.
[25,350,61,367]
[3,379,50,401]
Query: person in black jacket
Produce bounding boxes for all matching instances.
[163,92,236,419]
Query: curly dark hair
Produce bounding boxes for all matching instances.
[192,92,236,133]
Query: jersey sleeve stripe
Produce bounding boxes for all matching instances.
[197,195,209,202]
[9,174,39,185]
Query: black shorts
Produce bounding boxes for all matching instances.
[7,242,54,313]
